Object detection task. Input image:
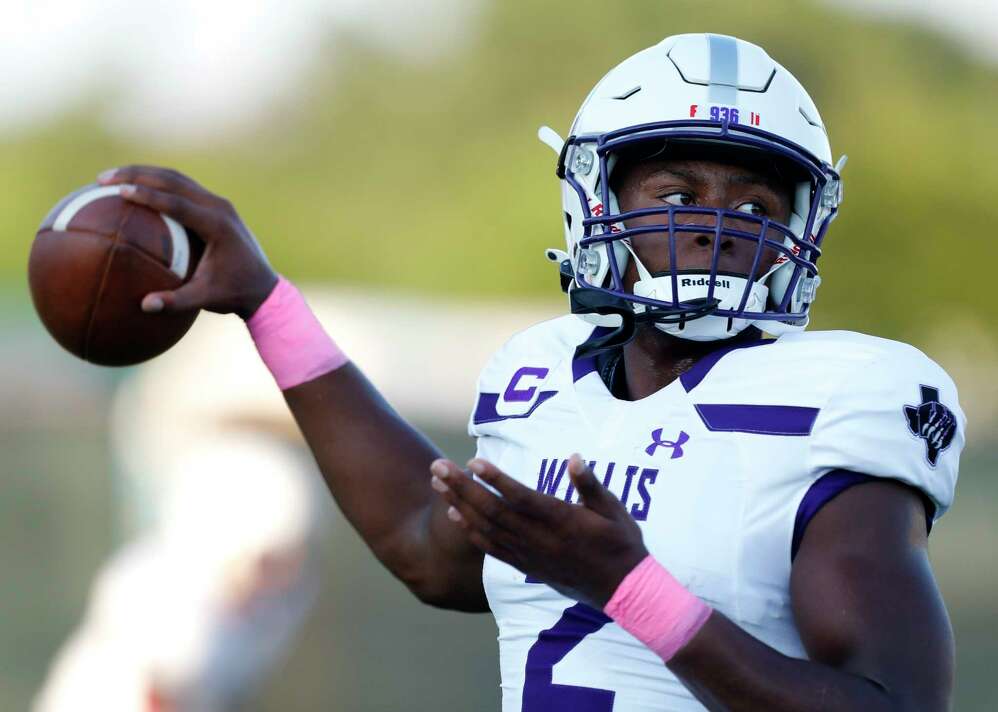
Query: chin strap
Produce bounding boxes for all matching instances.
[546,247,637,357]
[620,241,725,325]
[569,287,638,359]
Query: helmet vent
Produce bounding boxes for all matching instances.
[798,105,825,132]
[666,34,776,92]
[612,85,642,101]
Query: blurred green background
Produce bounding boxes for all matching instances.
[2,0,996,709]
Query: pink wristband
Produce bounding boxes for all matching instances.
[603,555,713,663]
[246,276,348,390]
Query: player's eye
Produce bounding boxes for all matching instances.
[734,201,768,217]
[660,192,694,206]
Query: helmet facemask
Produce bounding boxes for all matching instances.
[556,120,843,343]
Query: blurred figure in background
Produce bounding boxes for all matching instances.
[33,435,325,712]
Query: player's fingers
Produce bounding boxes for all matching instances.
[444,470,517,531]
[98,165,201,195]
[432,461,504,531]
[119,184,221,238]
[142,281,209,314]
[98,165,211,204]
[444,504,525,566]
[443,490,493,533]
[467,458,551,518]
[567,454,623,520]
[430,458,463,481]
[440,484,524,554]
[463,524,519,563]
[433,460,534,535]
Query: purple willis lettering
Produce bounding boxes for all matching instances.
[535,459,660,522]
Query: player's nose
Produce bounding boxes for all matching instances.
[668,207,778,276]
[672,211,738,265]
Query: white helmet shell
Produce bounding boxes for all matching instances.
[544,33,844,340]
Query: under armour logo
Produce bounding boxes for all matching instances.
[645,429,690,458]
[904,385,957,467]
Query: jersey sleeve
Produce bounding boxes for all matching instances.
[467,339,507,441]
[471,434,510,470]
[807,346,965,520]
[466,315,581,440]
[466,332,536,494]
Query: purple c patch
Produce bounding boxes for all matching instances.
[504,366,550,402]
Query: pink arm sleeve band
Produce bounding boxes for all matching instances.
[246,276,349,390]
[603,554,713,663]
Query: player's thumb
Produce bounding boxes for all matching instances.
[568,454,621,519]
[141,283,207,314]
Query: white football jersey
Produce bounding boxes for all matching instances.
[467,315,964,712]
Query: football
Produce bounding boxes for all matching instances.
[28,184,203,366]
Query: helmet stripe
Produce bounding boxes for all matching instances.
[707,34,739,104]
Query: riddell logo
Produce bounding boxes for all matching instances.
[680,277,730,289]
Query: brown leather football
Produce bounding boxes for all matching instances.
[28,184,203,366]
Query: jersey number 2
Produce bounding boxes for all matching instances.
[522,602,616,711]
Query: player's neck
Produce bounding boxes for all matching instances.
[621,325,762,400]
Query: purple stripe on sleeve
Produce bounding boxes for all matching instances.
[693,403,819,436]
[791,469,936,561]
[472,390,558,425]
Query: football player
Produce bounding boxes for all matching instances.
[33,436,322,712]
[98,33,964,711]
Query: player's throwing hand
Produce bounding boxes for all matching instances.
[98,166,278,318]
[430,454,649,609]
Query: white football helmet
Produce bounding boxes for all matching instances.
[540,33,846,343]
